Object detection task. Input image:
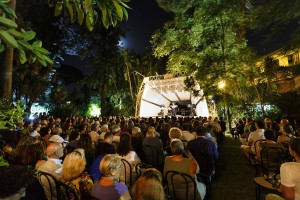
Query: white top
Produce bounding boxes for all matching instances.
[88,131,99,143]
[248,129,265,153]
[280,162,300,200]
[181,131,195,141]
[30,131,40,137]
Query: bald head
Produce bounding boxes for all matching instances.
[45,142,63,158]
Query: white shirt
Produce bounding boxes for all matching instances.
[248,129,265,153]
[181,131,195,141]
[281,162,300,200]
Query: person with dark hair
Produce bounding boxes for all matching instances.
[77,134,95,170]
[0,166,33,199]
[256,130,284,158]
[117,133,141,185]
[95,132,116,157]
[39,126,52,144]
[186,125,219,177]
[280,137,300,200]
[241,120,265,158]
[131,127,145,162]
[3,136,46,167]
[277,125,294,144]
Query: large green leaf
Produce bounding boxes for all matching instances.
[77,4,84,25]
[34,46,50,55]
[113,0,123,20]
[43,54,54,65]
[0,16,18,29]
[22,30,36,41]
[0,29,18,48]
[0,1,17,18]
[7,29,24,40]
[54,1,63,16]
[17,46,27,64]
[18,40,33,50]
[32,40,42,48]
[66,2,75,23]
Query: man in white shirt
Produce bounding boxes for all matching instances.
[240,120,265,159]
[38,142,64,180]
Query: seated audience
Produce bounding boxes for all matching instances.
[95,132,116,157]
[77,134,95,170]
[277,125,294,144]
[280,137,300,200]
[0,166,35,200]
[131,168,165,200]
[38,142,64,180]
[117,133,141,185]
[142,126,164,169]
[131,127,144,162]
[88,123,100,145]
[90,154,131,200]
[62,148,93,200]
[187,125,219,177]
[164,139,205,200]
[256,130,284,159]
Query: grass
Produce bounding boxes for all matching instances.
[209,135,257,200]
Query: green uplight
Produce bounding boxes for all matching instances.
[87,103,101,117]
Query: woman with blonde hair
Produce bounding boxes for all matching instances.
[62,148,93,200]
[131,168,165,200]
[91,154,131,200]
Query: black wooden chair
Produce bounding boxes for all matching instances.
[120,158,133,188]
[255,147,285,177]
[143,145,162,167]
[165,170,199,200]
[248,139,266,166]
[135,162,153,179]
[281,141,294,162]
[38,171,79,200]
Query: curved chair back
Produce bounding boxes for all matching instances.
[165,170,197,200]
[143,145,160,166]
[38,171,79,200]
[37,171,58,200]
[120,158,133,188]
[281,141,293,162]
[259,147,285,176]
[254,139,267,154]
[135,163,153,179]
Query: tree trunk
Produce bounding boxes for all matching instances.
[0,0,16,99]
[0,48,14,99]
[100,83,106,116]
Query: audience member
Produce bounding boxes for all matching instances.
[165,139,205,200]
[187,125,219,177]
[62,148,93,200]
[131,168,165,200]
[280,137,300,200]
[90,154,131,200]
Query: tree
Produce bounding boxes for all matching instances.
[50,0,130,30]
[0,0,53,99]
[249,0,300,51]
[152,0,254,128]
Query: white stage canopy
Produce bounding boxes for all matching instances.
[135,73,210,118]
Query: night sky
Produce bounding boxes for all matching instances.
[118,0,171,53]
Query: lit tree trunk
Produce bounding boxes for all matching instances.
[0,0,16,99]
[100,83,106,116]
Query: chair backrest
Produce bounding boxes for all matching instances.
[135,163,153,179]
[120,158,133,188]
[37,171,58,200]
[143,145,159,166]
[165,170,197,200]
[57,181,79,200]
[254,139,267,154]
[259,147,285,175]
[38,171,79,200]
[281,141,294,162]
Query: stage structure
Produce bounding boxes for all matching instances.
[135,73,210,118]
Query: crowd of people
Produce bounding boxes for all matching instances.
[236,117,300,200]
[0,114,299,199]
